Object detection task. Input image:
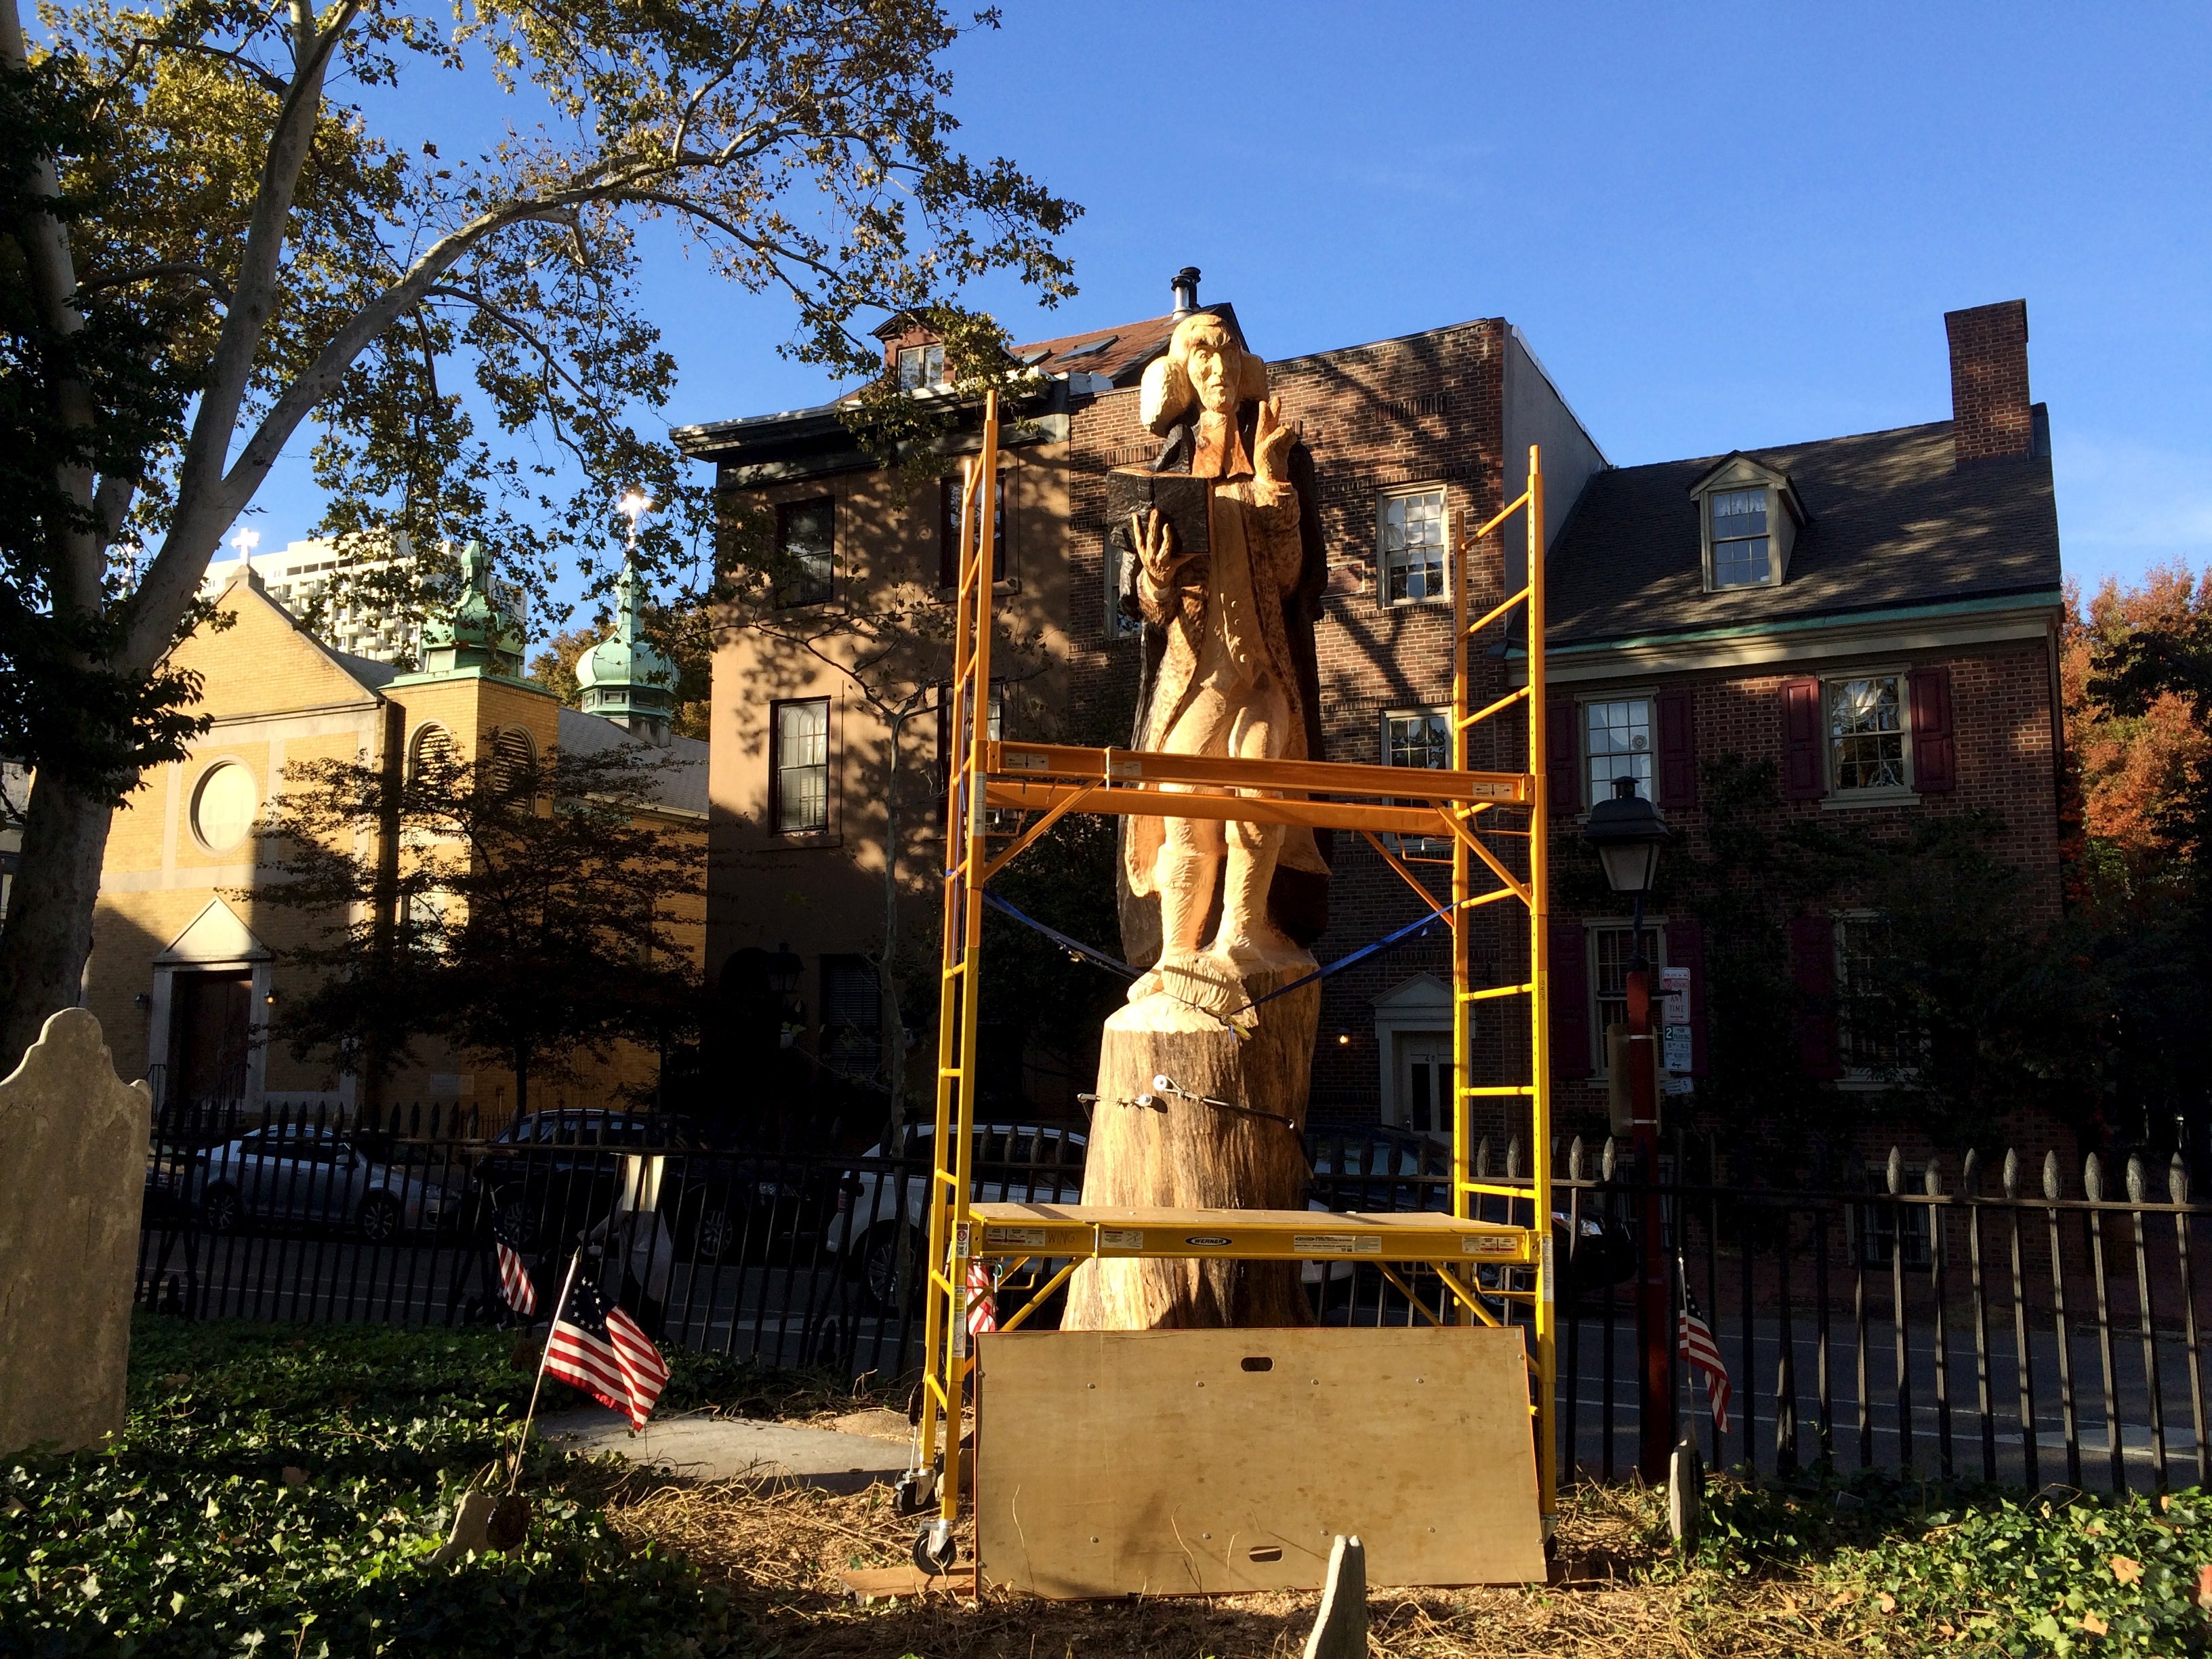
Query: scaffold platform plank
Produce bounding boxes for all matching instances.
[967,1202,1535,1265]
[983,782,1493,838]
[989,740,1531,804]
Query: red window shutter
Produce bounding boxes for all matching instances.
[1788,914,1841,1080]
[1546,699,1580,812]
[1779,677,1827,800]
[1663,917,1706,1077]
[1549,920,1591,1080]
[1908,665,1956,793]
[1656,689,1697,809]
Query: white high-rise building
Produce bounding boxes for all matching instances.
[199,531,526,666]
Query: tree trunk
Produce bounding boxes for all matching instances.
[512,1047,530,1118]
[0,774,117,1076]
[1061,971,1320,1330]
[878,712,905,1151]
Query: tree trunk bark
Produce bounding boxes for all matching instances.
[1061,972,1320,1330]
[0,774,116,1077]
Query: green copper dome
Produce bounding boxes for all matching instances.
[576,556,677,737]
[419,541,525,677]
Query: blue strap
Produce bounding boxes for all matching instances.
[981,889,1450,1010]
[1241,902,1450,1012]
[982,891,1141,979]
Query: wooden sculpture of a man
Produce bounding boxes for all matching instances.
[1064,312,1330,1331]
[1122,311,1331,1008]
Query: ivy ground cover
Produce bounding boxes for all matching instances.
[0,1318,766,1658]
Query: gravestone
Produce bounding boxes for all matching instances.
[0,1008,152,1455]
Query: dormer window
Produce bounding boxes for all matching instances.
[1689,453,1805,594]
[1709,488,1770,586]
[897,344,946,389]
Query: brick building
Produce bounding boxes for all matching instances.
[684,279,2063,1139]
[1528,300,2063,1138]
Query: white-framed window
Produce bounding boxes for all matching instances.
[1589,920,1668,1077]
[1582,697,1652,804]
[775,497,835,608]
[1378,487,1448,605]
[405,888,451,953]
[1835,913,1922,1081]
[1382,707,1451,857]
[936,685,1011,827]
[1830,675,1910,793]
[897,343,947,389]
[771,698,830,834]
[821,954,882,1075]
[1694,464,1801,592]
[1102,530,1143,639]
[1854,1162,1932,1267]
[1708,486,1771,587]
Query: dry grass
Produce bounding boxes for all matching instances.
[596,1471,1865,1659]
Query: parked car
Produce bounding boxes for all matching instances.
[462,1108,827,1263]
[826,1124,1088,1311]
[188,1125,455,1241]
[1309,1136,1636,1304]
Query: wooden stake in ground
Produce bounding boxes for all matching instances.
[1303,1534,1369,1659]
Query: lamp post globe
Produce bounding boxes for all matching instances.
[1582,774,1668,898]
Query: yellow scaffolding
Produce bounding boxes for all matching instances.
[916,387,1556,1555]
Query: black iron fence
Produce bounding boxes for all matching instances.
[134,1100,2212,1492]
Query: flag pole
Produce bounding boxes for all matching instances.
[508,1248,583,1495]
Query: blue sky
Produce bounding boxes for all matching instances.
[234,1,2212,607]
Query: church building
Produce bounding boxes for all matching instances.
[84,546,706,1126]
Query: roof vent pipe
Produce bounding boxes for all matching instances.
[1170,266,1201,318]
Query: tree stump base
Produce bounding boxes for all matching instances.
[1062,962,1320,1331]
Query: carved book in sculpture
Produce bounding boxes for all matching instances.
[1063,312,1332,1331]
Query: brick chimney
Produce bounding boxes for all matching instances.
[1944,300,2033,466]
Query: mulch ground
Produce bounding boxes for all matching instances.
[597,1470,1862,1659]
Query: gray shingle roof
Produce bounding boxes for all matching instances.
[1544,419,2062,647]
[556,707,708,818]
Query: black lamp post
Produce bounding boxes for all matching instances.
[766,945,804,998]
[1582,774,1673,1481]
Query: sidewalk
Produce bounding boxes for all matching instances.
[541,1406,913,1493]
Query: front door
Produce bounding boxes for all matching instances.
[1399,1033,1453,1137]
[170,971,253,1110]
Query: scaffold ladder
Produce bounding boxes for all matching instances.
[912,386,1558,1564]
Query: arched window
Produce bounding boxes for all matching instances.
[490,726,537,803]
[408,723,458,782]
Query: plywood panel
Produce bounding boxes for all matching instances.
[975,1326,1544,1598]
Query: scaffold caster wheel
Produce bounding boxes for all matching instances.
[893,1468,937,1516]
[912,1518,958,1576]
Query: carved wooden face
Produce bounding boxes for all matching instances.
[1183,335,1240,416]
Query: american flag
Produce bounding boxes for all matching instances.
[544,1275,669,1429]
[965,1260,996,1338]
[1678,1286,1732,1435]
[495,1241,537,1317]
